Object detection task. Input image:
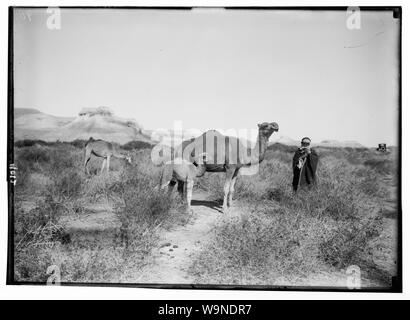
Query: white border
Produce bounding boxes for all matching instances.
[1,0,407,300]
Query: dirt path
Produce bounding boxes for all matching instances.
[135,190,221,284]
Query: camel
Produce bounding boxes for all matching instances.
[184,122,279,212]
[84,137,132,174]
[159,153,208,211]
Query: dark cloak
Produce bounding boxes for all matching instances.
[292,148,319,191]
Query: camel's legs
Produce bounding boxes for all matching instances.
[106,155,111,173]
[159,181,170,190]
[228,169,240,207]
[222,168,236,213]
[84,149,92,174]
[186,178,194,211]
[101,158,107,174]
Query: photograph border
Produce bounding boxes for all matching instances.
[6,5,403,292]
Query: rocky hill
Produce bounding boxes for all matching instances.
[14,107,152,144]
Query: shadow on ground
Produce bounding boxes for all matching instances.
[190,198,223,213]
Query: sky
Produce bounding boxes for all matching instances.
[14,8,400,147]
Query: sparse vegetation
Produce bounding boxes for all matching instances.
[13,142,397,287]
[192,146,397,287]
[13,144,183,283]
[122,140,153,151]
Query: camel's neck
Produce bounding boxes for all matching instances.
[247,132,269,165]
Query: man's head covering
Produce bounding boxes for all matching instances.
[301,137,311,145]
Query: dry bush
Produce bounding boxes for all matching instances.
[14,196,68,249]
[108,165,181,248]
[190,207,326,285]
[13,144,175,283]
[364,158,394,176]
[190,147,388,285]
[15,247,54,282]
[122,140,153,151]
[45,243,127,283]
[319,215,383,268]
[16,146,50,166]
[14,196,69,282]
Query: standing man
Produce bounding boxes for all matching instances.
[292,137,319,192]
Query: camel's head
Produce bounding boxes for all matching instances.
[258,122,279,138]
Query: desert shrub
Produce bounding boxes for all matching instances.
[364,158,394,176]
[13,143,184,283]
[16,146,50,164]
[50,169,83,199]
[15,144,80,171]
[84,173,120,202]
[48,147,79,172]
[14,146,49,192]
[15,139,48,148]
[319,216,383,268]
[15,243,128,283]
[264,182,292,202]
[122,140,153,151]
[107,166,178,250]
[190,208,326,285]
[48,243,127,283]
[15,247,54,282]
[190,189,383,285]
[354,166,388,198]
[14,144,83,197]
[14,195,70,283]
[190,147,388,285]
[15,195,68,249]
[14,156,30,191]
[69,139,88,149]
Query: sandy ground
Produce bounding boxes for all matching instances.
[132,191,221,284]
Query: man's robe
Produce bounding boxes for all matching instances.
[292,148,318,191]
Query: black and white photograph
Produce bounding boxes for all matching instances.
[7,6,401,291]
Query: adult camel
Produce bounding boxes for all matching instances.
[183,122,279,212]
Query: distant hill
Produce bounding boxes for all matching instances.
[269,136,366,148]
[14,108,44,117]
[14,107,153,144]
[269,135,299,146]
[313,140,365,149]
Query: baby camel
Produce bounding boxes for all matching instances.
[160,153,208,211]
[84,137,131,174]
